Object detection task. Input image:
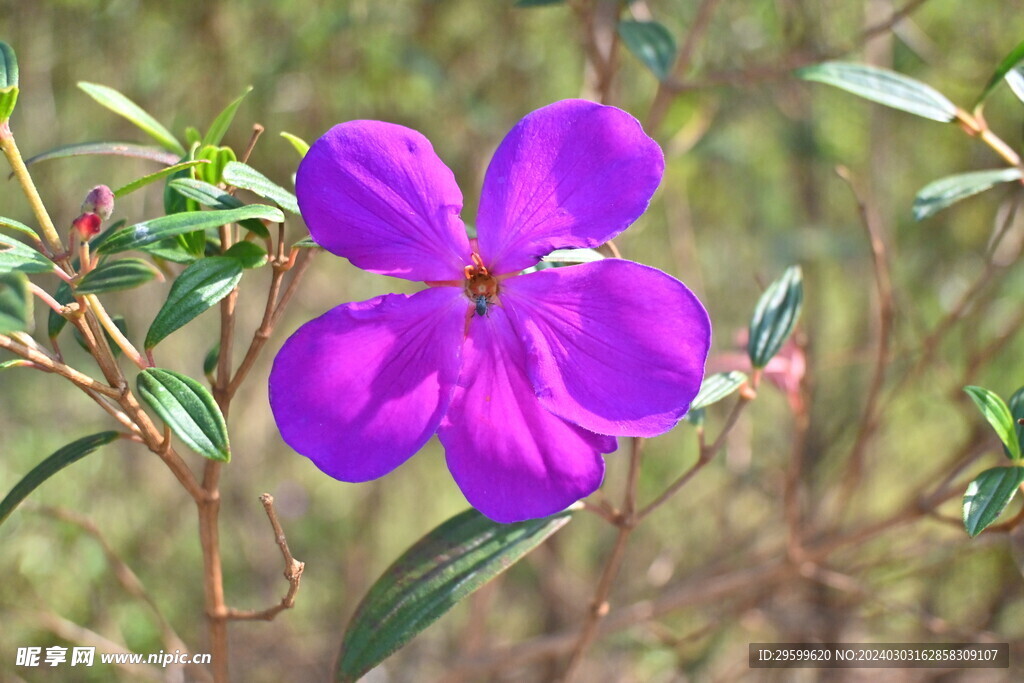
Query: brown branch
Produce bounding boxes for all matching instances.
[225,494,305,621]
[0,332,121,398]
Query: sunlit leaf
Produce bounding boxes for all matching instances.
[136,368,230,462]
[0,216,40,243]
[223,241,268,269]
[293,236,320,249]
[0,272,32,333]
[690,371,748,411]
[145,256,242,348]
[168,178,270,238]
[0,41,18,89]
[337,508,571,682]
[22,141,181,169]
[1006,387,1024,460]
[748,266,803,369]
[280,131,310,158]
[113,159,210,199]
[74,258,158,295]
[0,432,120,528]
[97,204,282,255]
[963,466,1024,537]
[618,20,677,81]
[222,161,300,214]
[0,234,56,275]
[913,168,1022,221]
[77,82,185,155]
[975,39,1024,107]
[964,385,1021,459]
[797,62,958,122]
[203,86,253,147]
[195,145,237,186]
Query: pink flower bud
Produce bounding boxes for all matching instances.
[81,185,114,220]
[72,212,102,240]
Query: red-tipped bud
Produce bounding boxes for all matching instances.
[72,212,102,240]
[81,185,114,220]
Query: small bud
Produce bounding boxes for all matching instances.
[81,185,114,220]
[72,212,102,240]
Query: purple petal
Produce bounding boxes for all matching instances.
[476,100,664,274]
[297,121,472,281]
[502,259,710,437]
[269,287,466,481]
[439,306,616,523]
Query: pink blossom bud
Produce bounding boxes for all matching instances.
[72,212,102,240]
[81,185,114,220]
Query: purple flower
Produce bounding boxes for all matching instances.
[269,100,711,523]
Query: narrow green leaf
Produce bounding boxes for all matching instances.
[223,241,268,269]
[203,86,253,147]
[0,272,32,333]
[77,82,185,155]
[293,236,320,249]
[1006,387,1024,460]
[975,39,1024,107]
[913,168,1023,221]
[618,20,677,81]
[0,234,56,275]
[0,432,120,527]
[0,216,40,243]
[138,240,199,264]
[74,258,158,295]
[0,41,18,89]
[797,62,958,122]
[222,161,300,215]
[542,248,605,264]
[964,385,1021,459]
[185,126,202,147]
[690,371,748,411]
[168,179,270,238]
[48,281,74,338]
[136,368,230,462]
[0,359,31,371]
[112,159,210,199]
[963,466,1024,537]
[23,141,181,168]
[0,85,17,122]
[337,508,571,682]
[145,256,242,348]
[195,145,237,186]
[748,266,803,369]
[98,204,282,255]
[279,131,310,157]
[203,341,220,378]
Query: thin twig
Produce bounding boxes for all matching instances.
[0,332,120,398]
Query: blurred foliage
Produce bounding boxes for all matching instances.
[4,0,1024,680]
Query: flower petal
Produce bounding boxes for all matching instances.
[438,306,615,523]
[297,121,472,281]
[269,287,466,481]
[476,100,664,274]
[502,259,710,437]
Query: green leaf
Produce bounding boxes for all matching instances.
[541,248,605,264]
[0,272,32,333]
[22,141,181,168]
[964,385,1021,459]
[74,258,158,295]
[0,85,17,122]
[0,432,120,528]
[0,41,18,89]
[618,20,677,81]
[185,126,202,147]
[337,508,571,682]
[690,371,748,411]
[47,281,74,338]
[797,62,958,123]
[203,86,253,147]
[279,131,310,158]
[963,466,1024,537]
[73,314,127,358]
[136,368,230,462]
[98,204,283,255]
[77,82,185,155]
[224,241,268,269]
[195,145,237,186]
[145,256,242,349]
[913,168,1022,221]
[0,234,56,275]
[168,179,270,238]
[222,161,300,215]
[747,266,803,369]
[112,159,210,199]
[1006,387,1024,460]
[975,39,1024,107]
[0,216,40,243]
[203,341,220,378]
[293,236,320,249]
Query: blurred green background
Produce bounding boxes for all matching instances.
[3,0,1024,680]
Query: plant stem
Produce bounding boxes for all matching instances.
[0,121,65,256]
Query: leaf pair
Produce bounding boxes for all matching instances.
[962,386,1024,537]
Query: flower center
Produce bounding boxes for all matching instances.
[464,252,498,314]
